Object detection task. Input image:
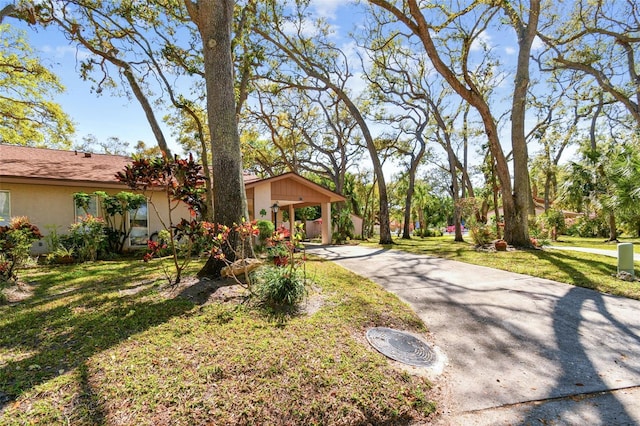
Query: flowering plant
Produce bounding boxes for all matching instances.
[208,220,259,261]
[0,216,42,283]
[265,226,299,259]
[254,223,308,308]
[143,239,168,262]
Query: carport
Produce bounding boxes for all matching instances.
[243,172,345,244]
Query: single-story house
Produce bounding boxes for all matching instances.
[0,144,344,253]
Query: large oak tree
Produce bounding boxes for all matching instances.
[368,0,540,247]
[184,0,250,277]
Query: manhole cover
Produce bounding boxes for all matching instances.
[366,327,436,367]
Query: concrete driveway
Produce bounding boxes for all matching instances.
[306,244,640,425]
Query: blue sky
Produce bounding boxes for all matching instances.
[10,19,170,151]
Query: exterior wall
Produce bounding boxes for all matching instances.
[251,181,273,223]
[298,215,362,240]
[351,215,363,237]
[245,187,255,221]
[0,181,191,254]
[305,220,322,239]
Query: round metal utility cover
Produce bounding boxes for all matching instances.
[366,327,436,367]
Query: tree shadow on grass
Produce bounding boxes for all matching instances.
[0,262,195,415]
[73,362,107,424]
[531,249,640,297]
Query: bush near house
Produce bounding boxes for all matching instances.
[74,191,147,254]
[0,217,42,285]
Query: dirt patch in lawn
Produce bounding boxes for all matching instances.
[160,276,249,305]
[1,281,35,304]
[161,276,328,316]
[300,284,331,316]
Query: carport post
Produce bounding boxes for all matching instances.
[321,202,331,245]
[618,243,635,277]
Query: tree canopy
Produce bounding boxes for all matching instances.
[0,23,74,146]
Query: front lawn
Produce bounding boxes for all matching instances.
[366,237,640,300]
[547,235,640,253]
[0,257,437,425]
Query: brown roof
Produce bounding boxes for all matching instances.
[0,144,131,185]
[0,144,268,187]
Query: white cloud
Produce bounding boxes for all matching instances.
[41,44,91,61]
[470,31,493,52]
[531,35,544,51]
[310,0,353,19]
[505,46,516,55]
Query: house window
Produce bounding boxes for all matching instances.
[0,191,10,226]
[74,194,99,219]
[128,200,148,246]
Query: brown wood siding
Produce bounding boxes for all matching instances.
[271,180,329,203]
[245,187,254,220]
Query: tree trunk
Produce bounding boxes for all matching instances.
[491,158,501,239]
[505,0,539,247]
[417,208,425,236]
[544,171,551,212]
[185,0,250,278]
[122,68,172,157]
[402,122,427,239]
[607,211,617,242]
[353,112,392,244]
[402,176,414,239]
[428,99,464,242]
[448,148,464,242]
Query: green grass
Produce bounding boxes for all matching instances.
[0,257,436,425]
[547,235,640,253]
[361,236,640,300]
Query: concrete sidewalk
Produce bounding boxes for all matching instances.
[306,244,640,425]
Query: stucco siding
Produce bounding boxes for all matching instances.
[0,181,191,254]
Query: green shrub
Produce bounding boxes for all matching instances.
[469,223,494,246]
[67,215,106,261]
[533,209,566,240]
[44,225,63,252]
[333,208,354,244]
[256,220,275,244]
[566,215,609,238]
[415,228,443,237]
[253,265,307,308]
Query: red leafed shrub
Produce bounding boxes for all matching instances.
[0,216,42,284]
